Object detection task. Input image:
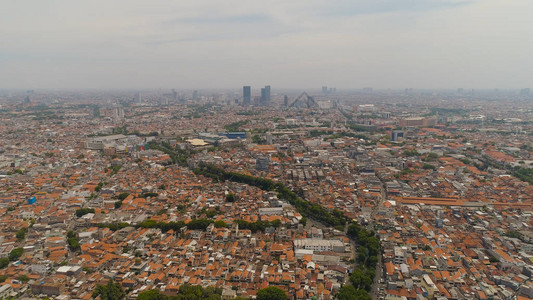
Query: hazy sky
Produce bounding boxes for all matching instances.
[1,0,532,90]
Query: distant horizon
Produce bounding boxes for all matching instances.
[0,87,531,93]
[2,1,533,90]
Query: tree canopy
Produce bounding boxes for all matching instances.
[137,285,221,300]
[337,285,372,300]
[256,286,287,300]
[8,247,23,261]
[92,280,126,300]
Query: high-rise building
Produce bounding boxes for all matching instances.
[266,132,273,145]
[172,89,178,102]
[322,86,328,94]
[134,92,142,104]
[283,95,289,107]
[391,130,404,142]
[265,85,271,103]
[114,107,125,119]
[243,86,251,106]
[261,85,271,106]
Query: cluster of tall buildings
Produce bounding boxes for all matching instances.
[242,85,271,106]
[322,86,336,94]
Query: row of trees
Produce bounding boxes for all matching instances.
[512,166,533,185]
[92,280,126,300]
[147,142,195,166]
[224,120,249,132]
[142,143,380,299]
[137,218,214,232]
[337,223,381,299]
[97,217,224,233]
[102,217,286,235]
[135,285,287,300]
[138,284,222,300]
[193,163,346,227]
[94,181,106,192]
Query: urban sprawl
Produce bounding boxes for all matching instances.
[0,87,532,300]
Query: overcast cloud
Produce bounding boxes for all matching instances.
[1,0,531,89]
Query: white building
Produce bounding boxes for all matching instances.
[293,239,345,252]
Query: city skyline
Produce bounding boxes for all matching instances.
[1,0,533,90]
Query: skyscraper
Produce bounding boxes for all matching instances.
[243,86,251,106]
[261,85,271,106]
[134,92,142,104]
[391,130,404,142]
[172,89,178,102]
[265,85,271,103]
[114,107,125,119]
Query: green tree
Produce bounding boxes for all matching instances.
[225,192,236,202]
[16,227,28,240]
[92,280,125,300]
[422,152,439,162]
[256,286,287,300]
[116,192,130,200]
[403,149,420,157]
[187,218,214,230]
[141,192,159,198]
[350,268,372,291]
[214,220,227,228]
[94,182,105,192]
[0,257,9,269]
[68,237,81,252]
[8,247,23,261]
[137,289,167,300]
[422,164,436,170]
[505,230,520,239]
[67,230,76,239]
[337,285,358,300]
[75,208,95,218]
[299,217,307,226]
[338,285,372,300]
[271,219,281,228]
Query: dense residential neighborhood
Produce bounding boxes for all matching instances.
[0,89,532,299]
